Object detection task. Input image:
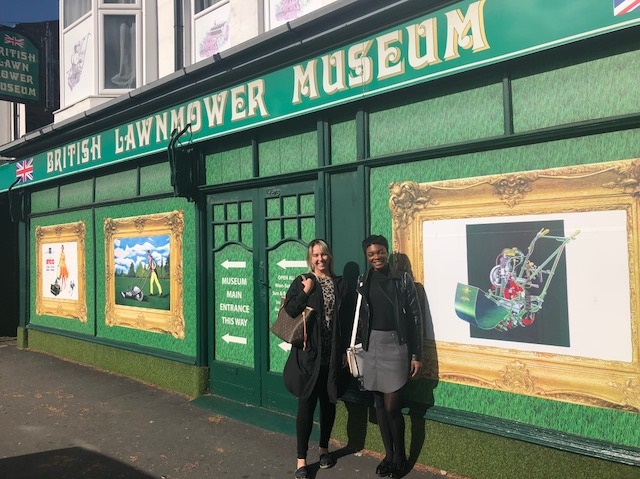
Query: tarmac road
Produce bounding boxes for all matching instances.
[0,337,459,479]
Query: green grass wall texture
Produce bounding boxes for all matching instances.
[513,49,640,132]
[332,402,639,479]
[258,130,317,176]
[366,129,640,446]
[369,83,504,157]
[94,198,198,357]
[30,209,95,336]
[206,145,253,185]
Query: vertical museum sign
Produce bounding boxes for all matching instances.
[0,28,40,103]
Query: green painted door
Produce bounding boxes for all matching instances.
[207,181,317,412]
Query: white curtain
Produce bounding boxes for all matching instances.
[63,0,91,28]
[104,14,136,89]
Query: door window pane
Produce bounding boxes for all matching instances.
[104,15,136,89]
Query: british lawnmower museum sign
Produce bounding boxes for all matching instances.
[2,0,639,191]
[0,29,40,104]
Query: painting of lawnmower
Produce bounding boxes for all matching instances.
[455,228,579,332]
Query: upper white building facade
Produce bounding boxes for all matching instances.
[56,0,337,122]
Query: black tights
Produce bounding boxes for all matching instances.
[373,390,406,465]
[296,366,335,459]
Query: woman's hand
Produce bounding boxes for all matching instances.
[410,360,422,378]
[301,276,314,294]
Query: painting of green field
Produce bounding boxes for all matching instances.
[115,276,170,310]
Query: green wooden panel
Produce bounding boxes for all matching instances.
[95,169,138,202]
[140,163,172,196]
[205,145,253,185]
[331,119,357,165]
[370,83,504,157]
[29,210,95,335]
[259,130,317,177]
[94,198,197,357]
[367,128,640,446]
[59,179,93,209]
[513,49,640,132]
[30,187,58,214]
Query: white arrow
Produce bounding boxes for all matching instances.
[222,260,246,269]
[277,259,307,269]
[278,342,292,351]
[222,333,247,345]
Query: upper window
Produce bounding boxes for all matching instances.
[64,0,91,28]
[195,0,223,14]
[103,14,137,89]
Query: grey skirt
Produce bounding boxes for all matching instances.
[361,330,410,393]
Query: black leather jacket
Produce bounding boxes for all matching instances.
[356,266,423,361]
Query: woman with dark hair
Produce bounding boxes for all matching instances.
[282,239,352,479]
[356,234,424,478]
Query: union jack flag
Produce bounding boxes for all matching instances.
[3,34,25,48]
[614,0,640,15]
[16,158,34,183]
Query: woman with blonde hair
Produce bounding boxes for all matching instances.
[281,239,352,479]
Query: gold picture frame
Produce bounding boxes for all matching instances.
[104,210,185,339]
[390,159,640,411]
[35,221,87,322]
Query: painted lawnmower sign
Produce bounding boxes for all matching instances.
[455,228,579,331]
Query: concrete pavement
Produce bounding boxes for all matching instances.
[0,337,461,479]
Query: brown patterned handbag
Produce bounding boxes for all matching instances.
[271,296,314,350]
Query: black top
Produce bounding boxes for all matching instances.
[368,268,396,331]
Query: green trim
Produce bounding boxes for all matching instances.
[27,329,208,398]
[331,401,640,479]
[16,326,28,349]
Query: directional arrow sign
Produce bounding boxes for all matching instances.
[222,260,246,269]
[278,342,292,351]
[222,333,247,345]
[277,259,307,269]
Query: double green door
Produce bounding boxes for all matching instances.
[207,181,318,413]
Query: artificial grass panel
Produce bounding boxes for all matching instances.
[332,402,639,479]
[27,330,208,398]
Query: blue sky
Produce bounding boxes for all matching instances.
[0,0,59,26]
[113,235,171,275]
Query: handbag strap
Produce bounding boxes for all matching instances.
[350,292,362,348]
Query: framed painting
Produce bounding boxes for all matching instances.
[104,210,185,339]
[389,159,640,412]
[35,221,87,322]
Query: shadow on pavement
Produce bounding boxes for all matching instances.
[0,446,157,479]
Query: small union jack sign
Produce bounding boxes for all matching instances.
[16,158,34,183]
[3,34,25,48]
[614,0,640,15]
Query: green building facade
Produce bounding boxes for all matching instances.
[1,1,639,477]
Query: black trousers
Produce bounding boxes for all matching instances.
[296,366,336,459]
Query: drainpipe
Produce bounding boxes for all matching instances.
[174,0,184,71]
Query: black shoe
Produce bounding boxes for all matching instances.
[319,453,335,469]
[294,466,309,479]
[376,459,392,477]
[388,461,406,479]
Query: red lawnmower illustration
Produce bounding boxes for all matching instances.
[455,228,579,331]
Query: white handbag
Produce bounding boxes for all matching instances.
[346,293,364,379]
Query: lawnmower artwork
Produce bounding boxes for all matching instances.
[455,228,579,332]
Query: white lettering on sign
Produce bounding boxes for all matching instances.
[219,303,250,313]
[222,277,248,285]
[226,290,242,299]
[292,0,488,103]
[46,136,103,173]
[110,79,270,157]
